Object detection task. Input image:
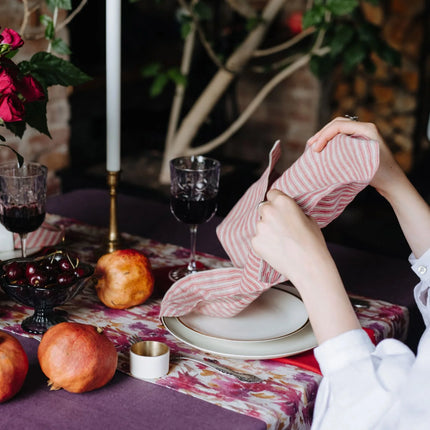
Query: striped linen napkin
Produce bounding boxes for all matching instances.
[14,222,64,251]
[160,134,379,318]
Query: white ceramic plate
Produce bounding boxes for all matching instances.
[177,287,308,342]
[162,284,317,360]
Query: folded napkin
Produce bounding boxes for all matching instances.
[160,134,379,318]
[14,222,64,251]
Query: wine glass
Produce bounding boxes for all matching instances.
[0,162,47,258]
[169,155,221,281]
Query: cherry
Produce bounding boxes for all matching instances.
[25,262,39,280]
[58,258,73,272]
[74,266,88,278]
[29,272,48,287]
[57,271,75,286]
[4,261,25,281]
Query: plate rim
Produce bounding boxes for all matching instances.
[176,286,309,343]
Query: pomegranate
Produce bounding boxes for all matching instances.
[38,322,118,393]
[94,249,154,309]
[0,331,29,403]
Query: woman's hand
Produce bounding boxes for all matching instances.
[251,189,361,344]
[307,117,405,200]
[252,189,332,287]
[307,117,430,260]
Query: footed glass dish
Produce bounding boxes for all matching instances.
[0,251,94,334]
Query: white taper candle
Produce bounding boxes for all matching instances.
[106,0,121,172]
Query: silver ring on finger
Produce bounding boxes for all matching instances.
[344,114,359,121]
[257,200,267,220]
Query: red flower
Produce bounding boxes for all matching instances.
[0,28,24,51]
[0,67,16,94]
[0,93,25,122]
[16,75,45,102]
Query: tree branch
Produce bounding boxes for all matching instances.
[253,26,315,57]
[56,0,88,31]
[185,46,329,156]
[224,0,257,19]
[165,23,197,152]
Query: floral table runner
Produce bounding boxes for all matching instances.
[0,214,409,430]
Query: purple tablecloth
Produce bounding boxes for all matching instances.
[3,333,265,430]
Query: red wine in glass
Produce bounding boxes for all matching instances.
[170,195,217,225]
[0,162,47,258]
[0,204,45,235]
[169,156,220,282]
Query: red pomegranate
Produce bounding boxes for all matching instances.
[38,322,118,393]
[0,331,29,403]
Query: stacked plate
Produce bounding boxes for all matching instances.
[162,284,317,359]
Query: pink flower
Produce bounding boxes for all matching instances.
[0,92,25,122]
[0,28,24,51]
[0,67,16,94]
[16,75,45,102]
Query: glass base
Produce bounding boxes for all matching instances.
[168,265,203,282]
[21,308,68,334]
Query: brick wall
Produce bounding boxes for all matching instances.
[0,1,70,195]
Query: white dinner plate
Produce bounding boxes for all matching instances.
[177,287,308,342]
[162,284,317,360]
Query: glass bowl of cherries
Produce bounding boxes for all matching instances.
[0,250,94,334]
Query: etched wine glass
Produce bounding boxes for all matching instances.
[0,162,47,258]
[169,156,220,281]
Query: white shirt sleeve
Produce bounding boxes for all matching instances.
[311,248,430,430]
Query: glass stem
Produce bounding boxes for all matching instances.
[20,233,28,258]
[187,224,198,273]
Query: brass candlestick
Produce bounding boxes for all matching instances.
[106,170,120,253]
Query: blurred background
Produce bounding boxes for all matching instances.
[0,0,429,258]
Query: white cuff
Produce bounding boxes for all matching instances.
[314,329,375,376]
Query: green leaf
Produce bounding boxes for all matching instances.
[329,24,354,57]
[310,54,334,78]
[21,52,91,87]
[343,43,367,73]
[4,121,26,139]
[167,68,187,86]
[45,0,72,10]
[150,74,168,97]
[181,21,192,39]
[327,0,359,16]
[40,15,55,40]
[375,40,401,67]
[302,5,326,29]
[24,100,51,138]
[0,144,24,166]
[140,62,161,77]
[51,37,71,55]
[193,1,212,21]
[357,21,379,45]
[246,16,262,32]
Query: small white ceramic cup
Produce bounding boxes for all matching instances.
[130,340,170,379]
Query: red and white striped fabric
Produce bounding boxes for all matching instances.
[160,134,379,318]
[14,222,64,250]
